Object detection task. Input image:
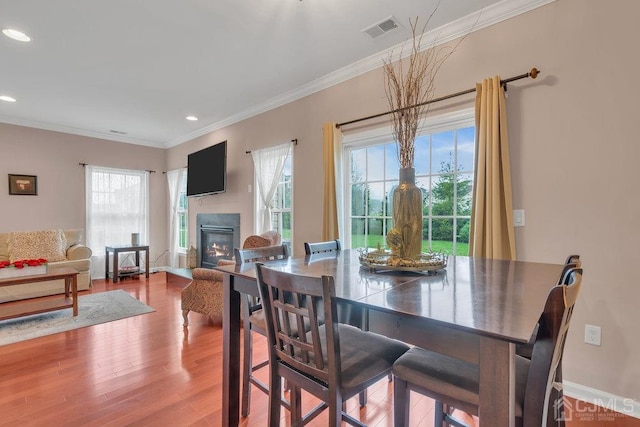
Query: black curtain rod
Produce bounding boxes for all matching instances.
[335,67,540,129]
[162,166,187,175]
[246,138,298,154]
[79,162,156,173]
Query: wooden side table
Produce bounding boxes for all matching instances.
[105,245,150,283]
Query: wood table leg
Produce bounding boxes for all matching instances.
[479,337,515,426]
[113,250,119,283]
[105,249,110,281]
[145,247,150,278]
[71,274,78,316]
[222,273,241,427]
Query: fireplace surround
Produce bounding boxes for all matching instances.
[196,214,240,268]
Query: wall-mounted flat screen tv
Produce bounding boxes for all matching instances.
[187,140,227,197]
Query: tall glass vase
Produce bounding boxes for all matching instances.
[387,167,423,260]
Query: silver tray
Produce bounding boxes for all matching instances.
[358,249,447,274]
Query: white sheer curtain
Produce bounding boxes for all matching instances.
[86,165,150,278]
[167,168,187,267]
[252,142,292,234]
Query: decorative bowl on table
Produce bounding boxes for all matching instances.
[358,248,447,274]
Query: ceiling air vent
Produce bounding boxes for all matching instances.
[362,16,400,39]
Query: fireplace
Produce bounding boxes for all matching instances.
[196,213,240,268]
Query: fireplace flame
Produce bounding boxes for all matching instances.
[207,242,231,258]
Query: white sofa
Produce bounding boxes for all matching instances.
[0,229,92,302]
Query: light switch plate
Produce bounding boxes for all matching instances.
[513,209,525,227]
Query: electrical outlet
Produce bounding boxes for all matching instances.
[585,324,601,346]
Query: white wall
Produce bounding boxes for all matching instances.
[0,124,169,272]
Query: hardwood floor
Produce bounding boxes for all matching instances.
[0,273,637,426]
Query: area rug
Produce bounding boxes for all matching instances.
[0,290,155,346]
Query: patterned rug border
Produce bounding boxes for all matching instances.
[0,290,155,346]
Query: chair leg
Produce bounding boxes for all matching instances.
[329,393,342,427]
[182,309,189,326]
[393,376,410,427]
[434,401,445,426]
[241,310,253,417]
[268,372,282,427]
[358,389,367,407]
[289,385,302,424]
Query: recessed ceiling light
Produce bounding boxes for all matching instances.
[0,95,17,102]
[2,28,31,42]
[186,116,198,121]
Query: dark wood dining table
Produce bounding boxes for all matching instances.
[214,249,564,426]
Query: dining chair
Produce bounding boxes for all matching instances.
[236,244,290,418]
[304,238,386,407]
[392,267,583,427]
[303,239,341,255]
[255,262,410,427]
[513,254,581,426]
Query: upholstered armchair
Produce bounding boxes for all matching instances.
[181,231,281,326]
[181,267,225,326]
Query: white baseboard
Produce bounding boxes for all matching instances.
[564,381,640,419]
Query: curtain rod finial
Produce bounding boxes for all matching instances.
[530,68,539,79]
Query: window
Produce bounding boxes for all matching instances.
[177,173,188,251]
[253,143,293,243]
[270,153,292,242]
[344,110,474,256]
[85,165,149,278]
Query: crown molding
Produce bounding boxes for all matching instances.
[0,114,160,148]
[164,0,556,148]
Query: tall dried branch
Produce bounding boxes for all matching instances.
[383,6,470,168]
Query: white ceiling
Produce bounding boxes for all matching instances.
[0,0,546,149]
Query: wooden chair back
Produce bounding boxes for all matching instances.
[564,254,581,267]
[525,267,582,425]
[518,256,581,359]
[304,239,341,255]
[235,244,290,331]
[234,244,289,265]
[255,263,339,386]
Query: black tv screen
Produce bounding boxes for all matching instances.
[187,141,227,197]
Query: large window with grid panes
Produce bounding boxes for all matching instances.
[343,110,474,256]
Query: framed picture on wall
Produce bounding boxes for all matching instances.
[8,174,38,195]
